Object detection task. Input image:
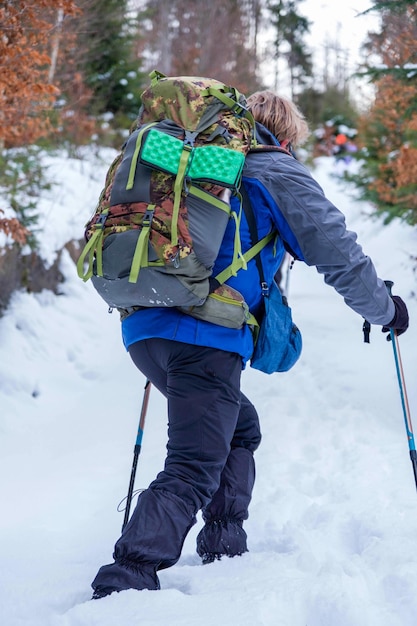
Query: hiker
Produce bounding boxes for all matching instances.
[91,89,409,599]
[334,131,348,155]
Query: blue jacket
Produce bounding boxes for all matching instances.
[122,123,394,365]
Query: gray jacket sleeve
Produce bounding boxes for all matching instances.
[249,152,395,326]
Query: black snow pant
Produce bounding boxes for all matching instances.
[91,338,261,594]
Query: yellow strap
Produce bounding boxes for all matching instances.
[214,231,276,285]
[246,311,259,329]
[208,87,255,125]
[76,228,105,281]
[230,210,246,276]
[128,205,156,283]
[95,232,104,277]
[149,69,166,85]
[188,185,231,214]
[227,194,247,278]
[172,147,192,246]
[126,122,158,190]
[207,87,257,147]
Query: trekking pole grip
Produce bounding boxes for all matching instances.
[384,279,394,296]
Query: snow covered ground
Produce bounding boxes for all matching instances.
[0,152,416,626]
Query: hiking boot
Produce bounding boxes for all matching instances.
[91,559,160,596]
[201,552,222,565]
[91,586,118,600]
[201,551,246,565]
[196,519,248,564]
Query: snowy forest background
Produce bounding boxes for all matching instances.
[1,1,417,624]
[1,147,417,626]
[1,1,417,273]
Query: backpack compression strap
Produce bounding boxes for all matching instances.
[207,231,275,332]
[204,88,257,148]
[212,184,279,330]
[76,122,159,283]
[214,230,276,286]
[76,208,109,281]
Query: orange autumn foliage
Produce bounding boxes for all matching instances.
[0,210,28,245]
[359,75,417,221]
[356,3,417,224]
[0,0,80,148]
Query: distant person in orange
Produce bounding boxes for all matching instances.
[335,133,347,147]
[334,133,358,169]
[333,132,350,165]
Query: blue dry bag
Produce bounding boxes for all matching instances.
[250,280,302,374]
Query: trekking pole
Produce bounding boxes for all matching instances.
[384,280,417,492]
[284,254,293,298]
[121,379,152,532]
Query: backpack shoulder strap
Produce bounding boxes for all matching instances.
[240,184,268,292]
[213,185,277,287]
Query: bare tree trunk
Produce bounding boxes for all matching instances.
[155,0,173,74]
[48,8,64,84]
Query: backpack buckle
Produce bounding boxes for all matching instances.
[261,281,269,297]
[167,249,180,268]
[142,206,155,227]
[184,130,198,147]
[231,101,248,118]
[96,209,109,228]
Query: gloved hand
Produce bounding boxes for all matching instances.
[382,295,409,339]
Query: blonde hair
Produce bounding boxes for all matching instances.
[247,90,310,147]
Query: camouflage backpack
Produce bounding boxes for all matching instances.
[77,70,274,328]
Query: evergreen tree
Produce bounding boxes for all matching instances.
[352,0,417,225]
[266,0,312,98]
[66,0,145,122]
[297,86,359,129]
